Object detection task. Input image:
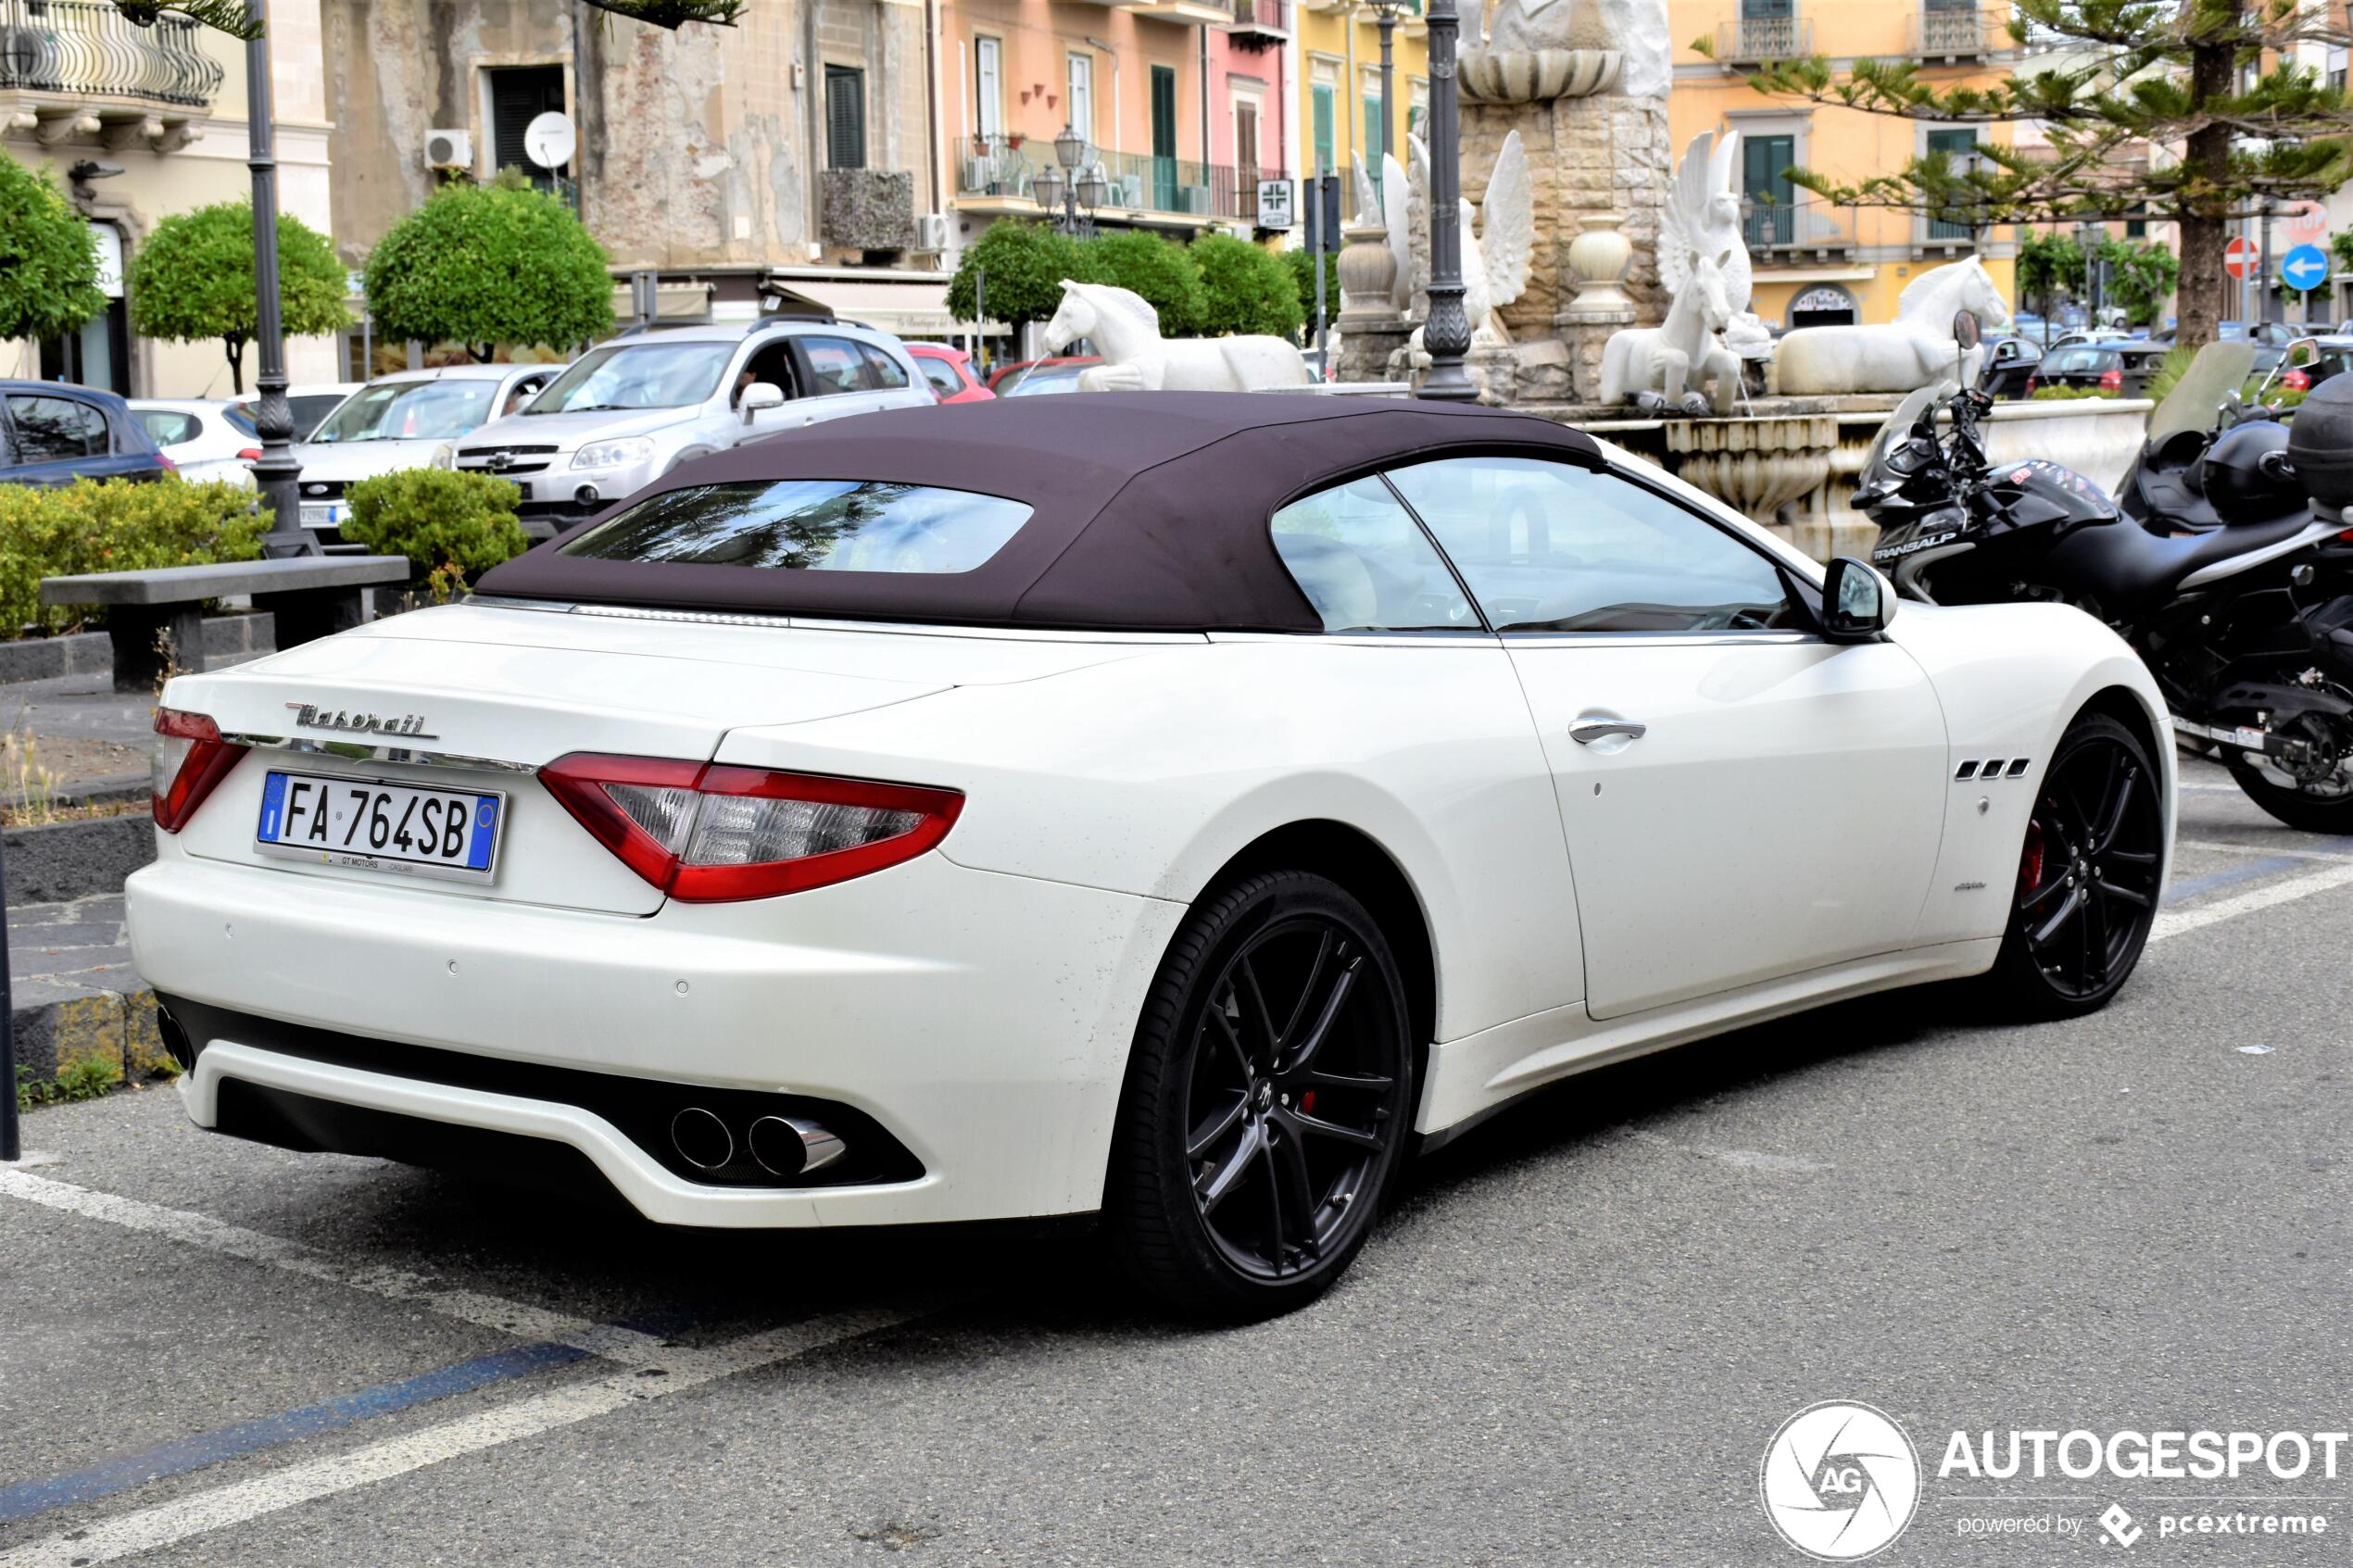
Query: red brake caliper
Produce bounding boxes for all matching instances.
[2019,819,2047,898]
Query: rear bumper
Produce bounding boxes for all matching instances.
[128,850,1184,1227]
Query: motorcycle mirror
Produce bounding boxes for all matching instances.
[1953,310,1982,351]
[2286,337,2321,370]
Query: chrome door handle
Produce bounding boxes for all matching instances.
[1570,717,1646,746]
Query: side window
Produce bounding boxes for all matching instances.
[137,410,199,447]
[735,342,798,406]
[918,358,963,397]
[858,343,910,390]
[1386,456,1801,633]
[1268,474,1477,632]
[6,396,107,462]
[799,336,866,396]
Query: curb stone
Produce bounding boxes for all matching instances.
[4,814,156,906]
[0,611,275,686]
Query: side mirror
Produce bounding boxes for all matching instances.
[2286,337,2321,370]
[1953,309,1982,352]
[1822,556,1895,641]
[739,382,785,423]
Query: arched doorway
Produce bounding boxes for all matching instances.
[1788,284,1859,331]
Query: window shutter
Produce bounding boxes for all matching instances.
[826,67,866,170]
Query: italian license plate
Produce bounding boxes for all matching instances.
[298,502,343,528]
[255,771,505,884]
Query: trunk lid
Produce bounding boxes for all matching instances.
[164,602,1171,914]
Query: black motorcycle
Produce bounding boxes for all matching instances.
[1856,331,2353,833]
[2117,339,2309,535]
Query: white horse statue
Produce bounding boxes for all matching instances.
[1598,247,1742,416]
[1776,257,2010,395]
[1042,281,1310,393]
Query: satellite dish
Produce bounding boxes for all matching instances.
[523,111,576,172]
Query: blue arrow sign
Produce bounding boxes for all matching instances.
[2282,243,2330,291]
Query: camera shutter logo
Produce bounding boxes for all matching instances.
[1760,1401,1921,1560]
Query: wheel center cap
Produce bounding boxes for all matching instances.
[1252,1079,1275,1111]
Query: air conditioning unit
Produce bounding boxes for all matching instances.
[423,128,472,171]
[913,213,950,252]
[1181,184,1212,215]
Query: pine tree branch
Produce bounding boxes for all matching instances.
[110,0,263,40]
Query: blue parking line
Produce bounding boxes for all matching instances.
[0,1340,589,1524]
[2166,856,2310,904]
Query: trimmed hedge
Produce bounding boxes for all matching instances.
[340,468,528,586]
[0,479,264,638]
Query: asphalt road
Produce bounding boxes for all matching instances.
[5,755,2351,1568]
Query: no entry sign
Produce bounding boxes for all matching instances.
[2224,236,2259,281]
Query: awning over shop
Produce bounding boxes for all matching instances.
[761,272,1003,340]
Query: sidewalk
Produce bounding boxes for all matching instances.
[8,891,164,1087]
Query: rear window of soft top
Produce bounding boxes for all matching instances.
[555,478,1032,574]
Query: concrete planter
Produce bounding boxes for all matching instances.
[0,611,274,686]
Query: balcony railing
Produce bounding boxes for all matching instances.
[0,0,224,108]
[1227,0,1290,39]
[1742,195,1856,257]
[1714,14,1810,64]
[1911,4,1996,57]
[953,135,1257,221]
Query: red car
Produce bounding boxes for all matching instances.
[987,356,1101,395]
[906,343,994,404]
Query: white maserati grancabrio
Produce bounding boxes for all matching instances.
[129,394,2174,1318]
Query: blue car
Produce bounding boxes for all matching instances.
[1,382,171,487]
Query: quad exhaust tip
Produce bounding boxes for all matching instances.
[670,1107,847,1180]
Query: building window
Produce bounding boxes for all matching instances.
[1788,283,1857,329]
[1743,133,1794,246]
[1925,127,1978,240]
[1310,59,1339,177]
[975,37,1002,137]
[39,223,127,393]
[485,65,567,189]
[1067,54,1093,148]
[826,65,866,169]
[1361,67,1384,173]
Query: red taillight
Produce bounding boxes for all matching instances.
[2024,376,2038,395]
[538,753,963,902]
[236,446,263,461]
[2099,367,2122,392]
[156,452,178,471]
[153,709,246,833]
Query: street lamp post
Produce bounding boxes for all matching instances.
[1370,0,1405,169]
[1416,0,1476,400]
[242,0,315,558]
[1033,123,1109,240]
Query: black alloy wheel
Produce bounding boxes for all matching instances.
[1107,871,1414,1320]
[1988,712,2163,1017]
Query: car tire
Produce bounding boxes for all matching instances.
[1981,712,2164,1020]
[1104,870,1416,1322]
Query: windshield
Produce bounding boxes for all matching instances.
[1861,382,1953,486]
[2148,341,2259,442]
[310,379,500,444]
[529,341,734,415]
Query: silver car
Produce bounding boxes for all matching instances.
[452,320,933,538]
[290,362,562,544]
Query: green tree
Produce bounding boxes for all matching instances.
[1076,232,1207,337]
[2098,237,2180,327]
[1282,247,1343,332]
[1733,0,2353,346]
[0,150,106,348]
[127,201,348,393]
[1190,232,1304,339]
[946,221,1086,334]
[365,176,614,362]
[2014,230,2084,335]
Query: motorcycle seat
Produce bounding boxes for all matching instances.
[2054,508,2319,608]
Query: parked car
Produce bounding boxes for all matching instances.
[452,320,933,538]
[2024,344,2125,396]
[1979,336,2043,399]
[227,382,366,442]
[132,392,2174,1319]
[988,356,1099,395]
[907,343,994,404]
[1,382,170,486]
[130,398,259,487]
[289,362,562,544]
[1001,359,1102,397]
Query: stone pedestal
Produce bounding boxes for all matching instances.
[1339,314,1415,385]
[1663,415,1840,524]
[1460,92,1669,344]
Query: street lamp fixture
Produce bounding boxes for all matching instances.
[1367,0,1408,169]
[1033,124,1102,238]
[1416,0,1476,400]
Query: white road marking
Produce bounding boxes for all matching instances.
[0,1308,929,1568]
[1626,1128,1832,1173]
[0,1169,669,1365]
[2178,838,2353,862]
[2149,858,2353,945]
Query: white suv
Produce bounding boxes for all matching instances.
[453,319,932,539]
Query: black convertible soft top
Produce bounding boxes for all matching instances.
[474,391,1603,633]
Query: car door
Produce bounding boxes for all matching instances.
[787,335,904,428]
[3,393,121,485]
[1385,453,1950,1021]
[728,336,813,444]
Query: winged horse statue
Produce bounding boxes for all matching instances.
[1391,128,1536,346]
